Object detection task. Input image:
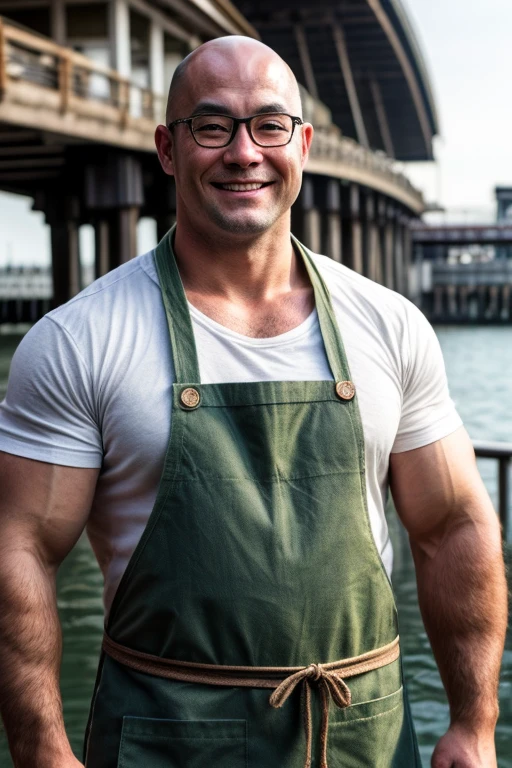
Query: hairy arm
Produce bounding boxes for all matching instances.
[0,451,99,768]
[390,427,508,768]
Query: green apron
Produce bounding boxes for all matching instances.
[84,229,420,768]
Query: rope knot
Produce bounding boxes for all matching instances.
[306,663,322,681]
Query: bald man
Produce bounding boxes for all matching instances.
[0,37,506,768]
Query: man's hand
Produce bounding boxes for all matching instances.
[431,723,497,767]
[390,427,507,766]
[0,452,98,768]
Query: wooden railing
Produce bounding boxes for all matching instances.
[0,17,165,131]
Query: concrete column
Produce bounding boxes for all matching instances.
[394,220,404,295]
[447,285,457,318]
[477,286,486,319]
[459,286,469,320]
[108,207,139,267]
[85,151,144,268]
[501,285,511,320]
[342,183,362,274]
[150,19,165,99]
[45,193,82,308]
[487,286,499,320]
[291,176,321,252]
[402,218,412,298]
[364,192,380,282]
[50,0,66,45]
[94,220,110,278]
[383,206,395,290]
[315,177,342,262]
[433,285,444,320]
[109,0,131,77]
[50,216,82,308]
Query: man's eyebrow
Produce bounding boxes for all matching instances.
[191,102,289,116]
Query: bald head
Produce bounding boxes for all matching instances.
[166,37,302,125]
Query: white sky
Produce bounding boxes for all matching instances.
[402,0,512,214]
[0,0,510,266]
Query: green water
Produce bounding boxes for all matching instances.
[0,327,510,766]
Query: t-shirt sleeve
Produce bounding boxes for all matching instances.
[391,302,462,454]
[0,316,103,467]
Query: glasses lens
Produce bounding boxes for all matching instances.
[251,114,294,146]
[191,115,234,146]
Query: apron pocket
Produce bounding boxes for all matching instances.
[117,716,247,768]
[328,687,416,768]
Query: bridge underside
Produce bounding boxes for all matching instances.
[233,0,438,161]
[0,7,425,317]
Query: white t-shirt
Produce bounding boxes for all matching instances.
[0,249,462,612]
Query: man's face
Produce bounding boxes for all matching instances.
[157,44,313,239]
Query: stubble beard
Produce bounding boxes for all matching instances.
[206,200,284,236]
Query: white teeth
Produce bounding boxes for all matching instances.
[220,183,265,191]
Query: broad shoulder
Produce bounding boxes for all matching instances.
[43,250,159,342]
[308,251,425,337]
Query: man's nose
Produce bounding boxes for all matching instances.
[222,123,264,167]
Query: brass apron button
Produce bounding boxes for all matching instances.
[335,381,356,401]
[180,387,201,409]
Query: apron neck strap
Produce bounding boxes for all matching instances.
[291,236,350,383]
[155,226,350,385]
[155,225,201,383]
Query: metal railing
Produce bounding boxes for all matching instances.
[473,440,512,538]
[432,261,512,287]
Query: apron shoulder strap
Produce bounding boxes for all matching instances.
[154,227,201,384]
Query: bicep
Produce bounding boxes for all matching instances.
[389,427,499,551]
[0,451,99,569]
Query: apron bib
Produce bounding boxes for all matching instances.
[84,229,420,767]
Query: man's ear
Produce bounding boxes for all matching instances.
[155,125,175,176]
[300,123,314,169]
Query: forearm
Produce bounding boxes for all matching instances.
[411,512,507,731]
[0,548,75,767]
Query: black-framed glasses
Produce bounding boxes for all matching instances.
[167,113,303,148]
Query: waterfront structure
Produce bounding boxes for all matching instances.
[413,188,512,323]
[0,0,438,317]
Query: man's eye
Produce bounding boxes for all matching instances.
[195,123,230,133]
[259,122,286,131]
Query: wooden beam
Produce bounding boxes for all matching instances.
[128,0,194,45]
[293,24,318,100]
[213,0,260,39]
[369,75,394,157]
[155,0,223,39]
[0,144,64,156]
[0,130,41,143]
[365,0,432,153]
[0,157,65,169]
[331,20,369,149]
[0,170,61,180]
[188,0,258,37]
[0,1,48,8]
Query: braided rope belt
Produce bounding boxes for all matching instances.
[103,633,400,768]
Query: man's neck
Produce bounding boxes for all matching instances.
[171,216,315,338]
[173,216,307,301]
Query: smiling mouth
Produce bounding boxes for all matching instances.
[211,182,274,191]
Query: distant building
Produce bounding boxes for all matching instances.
[413,187,512,323]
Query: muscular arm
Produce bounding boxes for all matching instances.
[390,427,507,767]
[0,452,99,768]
